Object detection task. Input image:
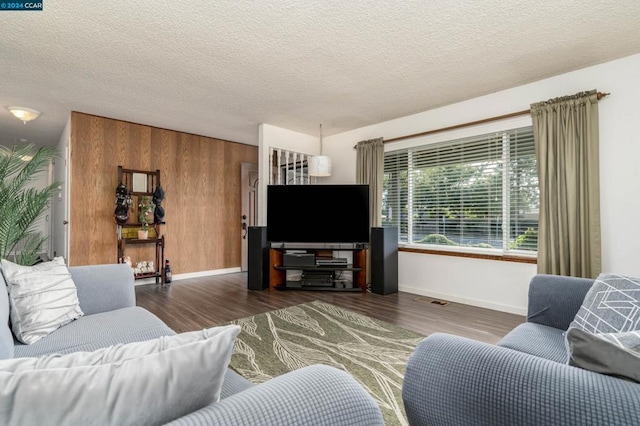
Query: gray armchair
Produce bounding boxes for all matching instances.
[402,274,640,426]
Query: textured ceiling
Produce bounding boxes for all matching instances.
[1,1,640,147]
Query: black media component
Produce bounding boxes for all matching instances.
[370,227,398,295]
[316,257,348,267]
[301,270,334,287]
[247,227,269,290]
[283,253,316,267]
[266,184,370,244]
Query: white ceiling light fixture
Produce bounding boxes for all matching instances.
[8,106,41,123]
[308,124,332,177]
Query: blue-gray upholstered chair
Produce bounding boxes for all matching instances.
[402,274,640,426]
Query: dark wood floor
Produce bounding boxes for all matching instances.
[135,272,525,344]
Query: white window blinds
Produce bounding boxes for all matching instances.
[383,126,538,253]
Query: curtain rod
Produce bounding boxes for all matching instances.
[353,91,610,148]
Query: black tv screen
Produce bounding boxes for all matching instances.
[267,185,370,244]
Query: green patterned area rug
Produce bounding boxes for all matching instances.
[226,301,425,426]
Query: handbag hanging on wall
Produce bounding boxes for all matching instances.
[114,182,132,225]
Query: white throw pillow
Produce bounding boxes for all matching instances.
[0,325,241,426]
[1,257,84,344]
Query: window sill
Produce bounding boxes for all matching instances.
[398,246,537,264]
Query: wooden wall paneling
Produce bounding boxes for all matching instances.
[176,133,188,272]
[70,113,109,265]
[105,119,123,261]
[196,137,207,270]
[209,138,225,270]
[165,130,180,271]
[102,119,120,263]
[178,132,197,272]
[201,137,215,271]
[165,132,184,272]
[68,112,258,274]
[139,126,153,172]
[197,136,213,271]
[115,121,128,170]
[191,134,206,270]
[152,128,177,271]
[189,134,202,270]
[222,143,236,268]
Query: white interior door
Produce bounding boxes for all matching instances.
[241,162,259,271]
[52,138,70,262]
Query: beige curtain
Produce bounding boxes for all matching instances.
[531,90,601,278]
[356,138,384,285]
[356,138,384,227]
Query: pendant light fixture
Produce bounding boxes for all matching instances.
[308,124,332,177]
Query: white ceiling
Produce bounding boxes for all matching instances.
[1,1,640,147]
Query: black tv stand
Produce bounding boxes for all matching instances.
[269,245,367,292]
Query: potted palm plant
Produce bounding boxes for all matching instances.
[0,144,59,265]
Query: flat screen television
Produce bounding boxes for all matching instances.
[267,184,370,244]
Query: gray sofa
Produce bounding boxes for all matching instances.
[402,274,640,426]
[1,264,384,425]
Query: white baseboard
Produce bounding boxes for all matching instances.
[134,267,242,286]
[173,267,242,281]
[398,284,526,316]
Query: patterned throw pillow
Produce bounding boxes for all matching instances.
[566,328,640,383]
[1,257,84,344]
[568,273,640,334]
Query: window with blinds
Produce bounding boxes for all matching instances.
[382,126,538,254]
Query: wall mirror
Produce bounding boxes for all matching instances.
[132,173,147,193]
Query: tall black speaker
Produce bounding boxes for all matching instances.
[370,227,398,295]
[248,226,269,290]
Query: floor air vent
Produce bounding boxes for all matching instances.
[414,296,450,306]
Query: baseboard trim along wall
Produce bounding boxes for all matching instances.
[398,285,527,316]
[133,267,243,286]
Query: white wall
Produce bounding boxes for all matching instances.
[257,123,319,224]
[52,116,71,261]
[318,53,640,315]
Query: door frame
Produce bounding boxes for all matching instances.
[241,162,259,271]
